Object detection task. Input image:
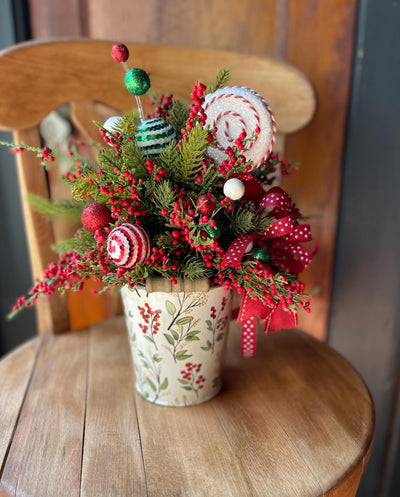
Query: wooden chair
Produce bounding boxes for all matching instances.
[0,40,374,497]
[0,39,316,336]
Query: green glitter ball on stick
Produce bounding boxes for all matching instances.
[251,246,270,263]
[124,68,151,96]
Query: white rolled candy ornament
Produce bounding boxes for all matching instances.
[203,86,276,170]
[223,178,245,200]
[135,117,176,157]
[107,223,151,269]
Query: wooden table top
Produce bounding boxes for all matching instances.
[0,316,374,497]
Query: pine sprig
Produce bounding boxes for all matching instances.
[207,68,231,94]
[152,180,176,214]
[169,100,190,136]
[157,143,179,176]
[27,194,83,221]
[226,207,256,235]
[180,254,211,280]
[52,229,96,255]
[174,126,209,185]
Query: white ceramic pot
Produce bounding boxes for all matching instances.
[121,285,232,406]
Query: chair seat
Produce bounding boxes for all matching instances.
[0,316,374,497]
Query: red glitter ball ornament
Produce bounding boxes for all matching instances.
[196,194,216,216]
[81,203,112,233]
[111,44,129,63]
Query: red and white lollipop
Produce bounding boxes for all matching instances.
[203,86,276,170]
[107,223,151,269]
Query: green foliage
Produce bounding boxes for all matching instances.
[207,68,231,94]
[169,100,190,136]
[174,125,209,185]
[27,193,83,221]
[52,229,96,255]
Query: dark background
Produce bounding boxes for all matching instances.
[0,1,399,496]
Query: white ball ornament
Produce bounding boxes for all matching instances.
[223,178,245,200]
[103,116,122,135]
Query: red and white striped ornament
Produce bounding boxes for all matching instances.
[203,86,276,170]
[107,223,151,269]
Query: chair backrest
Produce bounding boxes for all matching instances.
[0,39,316,335]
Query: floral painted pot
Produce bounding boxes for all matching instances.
[121,285,232,406]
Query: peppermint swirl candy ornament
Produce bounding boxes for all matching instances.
[135,118,176,157]
[107,223,151,269]
[203,86,276,170]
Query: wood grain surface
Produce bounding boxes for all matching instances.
[0,317,374,497]
[0,40,315,134]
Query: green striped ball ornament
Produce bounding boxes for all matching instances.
[135,118,176,157]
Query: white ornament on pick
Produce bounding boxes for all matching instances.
[103,116,122,137]
[223,178,245,200]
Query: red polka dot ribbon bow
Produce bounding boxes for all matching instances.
[222,187,315,357]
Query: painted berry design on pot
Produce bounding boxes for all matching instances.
[137,302,161,349]
[202,296,229,353]
[121,285,232,406]
[178,362,206,397]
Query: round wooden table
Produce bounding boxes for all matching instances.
[0,316,374,497]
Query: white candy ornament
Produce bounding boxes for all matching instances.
[107,223,151,269]
[223,178,245,200]
[203,86,276,170]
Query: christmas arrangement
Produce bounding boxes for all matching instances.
[2,44,316,360]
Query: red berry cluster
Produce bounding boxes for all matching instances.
[138,303,161,334]
[180,81,213,143]
[146,93,173,120]
[11,249,117,315]
[180,362,205,391]
[41,146,55,163]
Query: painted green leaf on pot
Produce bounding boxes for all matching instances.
[186,331,200,341]
[160,378,169,390]
[166,300,176,315]
[147,378,157,392]
[176,350,192,360]
[201,340,212,351]
[153,354,162,363]
[176,316,193,325]
[182,386,193,391]
[164,333,174,345]
[178,378,189,384]
[129,310,134,318]
[171,329,179,340]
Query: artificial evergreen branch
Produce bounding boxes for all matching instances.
[170,100,190,136]
[207,68,231,94]
[27,194,83,221]
[175,125,209,185]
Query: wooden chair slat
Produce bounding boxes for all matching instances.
[0,39,315,134]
